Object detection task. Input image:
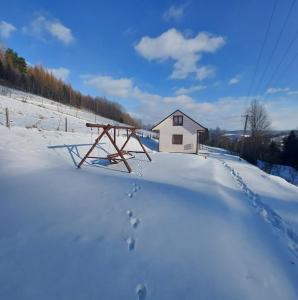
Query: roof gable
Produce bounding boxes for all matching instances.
[151,109,207,131]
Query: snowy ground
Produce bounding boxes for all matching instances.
[0,86,155,137]
[1,91,298,299]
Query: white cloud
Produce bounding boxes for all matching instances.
[23,15,74,45]
[287,90,298,96]
[266,87,290,94]
[164,94,214,111]
[266,87,298,96]
[229,74,241,85]
[196,66,215,80]
[135,92,246,128]
[131,87,216,125]
[163,4,187,21]
[85,75,133,98]
[83,74,298,130]
[48,67,70,80]
[175,85,206,95]
[47,21,74,44]
[135,28,225,80]
[84,74,213,117]
[266,102,298,129]
[83,74,228,126]
[0,21,16,38]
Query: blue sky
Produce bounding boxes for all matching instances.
[1,0,298,129]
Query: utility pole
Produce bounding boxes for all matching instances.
[240,114,249,158]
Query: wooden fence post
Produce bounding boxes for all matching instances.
[65,117,68,132]
[5,108,10,129]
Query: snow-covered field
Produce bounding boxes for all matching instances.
[1,90,298,299]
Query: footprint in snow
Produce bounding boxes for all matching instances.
[133,183,141,192]
[136,284,147,300]
[126,210,140,228]
[126,210,133,218]
[130,217,140,229]
[126,237,135,251]
[127,184,141,198]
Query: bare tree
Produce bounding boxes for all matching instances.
[241,100,272,164]
[246,100,271,137]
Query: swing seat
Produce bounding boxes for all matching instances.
[107,151,134,164]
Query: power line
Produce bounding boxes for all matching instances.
[253,0,296,96]
[270,47,298,88]
[262,26,298,94]
[246,0,278,101]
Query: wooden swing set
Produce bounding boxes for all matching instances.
[77,123,152,173]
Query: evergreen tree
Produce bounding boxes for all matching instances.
[17,57,27,74]
[283,131,298,169]
[263,141,281,164]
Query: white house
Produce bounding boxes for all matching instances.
[151,109,207,154]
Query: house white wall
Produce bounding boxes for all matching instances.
[153,111,205,154]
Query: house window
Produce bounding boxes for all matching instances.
[173,115,183,126]
[172,134,183,144]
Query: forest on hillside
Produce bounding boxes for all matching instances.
[0,47,141,127]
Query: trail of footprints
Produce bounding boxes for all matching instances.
[221,159,298,257]
[124,161,147,299]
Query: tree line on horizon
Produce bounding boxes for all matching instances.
[0,47,141,127]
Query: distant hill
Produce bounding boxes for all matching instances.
[224,130,291,136]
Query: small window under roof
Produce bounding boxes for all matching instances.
[173,115,183,126]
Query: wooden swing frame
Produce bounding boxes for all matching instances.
[77,123,152,173]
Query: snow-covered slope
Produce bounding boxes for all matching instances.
[0,90,298,300]
[0,86,136,133]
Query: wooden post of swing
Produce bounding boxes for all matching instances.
[114,127,116,144]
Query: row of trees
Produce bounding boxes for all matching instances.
[207,100,298,175]
[0,47,141,127]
